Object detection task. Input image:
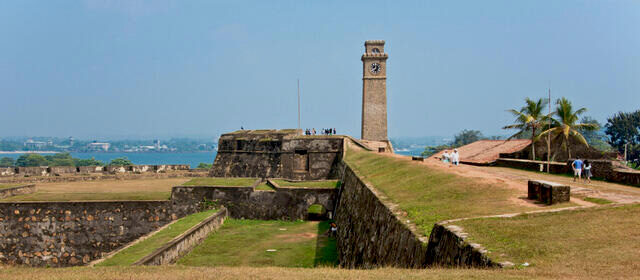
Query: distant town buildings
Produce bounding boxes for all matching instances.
[23,139,51,150]
[87,142,111,151]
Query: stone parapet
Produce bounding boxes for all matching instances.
[0,184,36,199]
[134,207,227,266]
[0,200,192,267]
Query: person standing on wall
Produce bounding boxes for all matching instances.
[572,158,584,182]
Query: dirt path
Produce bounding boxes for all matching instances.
[378,147,640,205]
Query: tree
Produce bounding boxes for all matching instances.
[503,97,549,160]
[109,157,133,166]
[578,116,613,152]
[45,153,75,166]
[0,157,14,167]
[605,110,640,160]
[421,145,451,157]
[453,129,483,147]
[74,157,105,167]
[197,163,213,169]
[537,97,598,159]
[15,154,49,167]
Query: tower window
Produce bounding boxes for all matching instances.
[371,48,380,54]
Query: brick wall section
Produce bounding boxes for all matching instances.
[171,186,337,221]
[0,185,36,199]
[0,201,193,267]
[134,207,228,265]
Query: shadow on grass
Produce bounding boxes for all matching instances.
[313,221,338,267]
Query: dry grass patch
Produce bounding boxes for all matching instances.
[455,204,640,279]
[1,178,186,201]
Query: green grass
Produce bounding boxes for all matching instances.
[182,177,258,186]
[97,209,219,266]
[455,204,640,277]
[582,196,613,205]
[178,219,337,268]
[255,183,276,191]
[0,192,171,201]
[307,204,325,215]
[0,184,21,190]
[344,148,542,236]
[271,179,340,189]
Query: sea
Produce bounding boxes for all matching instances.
[0,145,424,169]
[0,152,216,169]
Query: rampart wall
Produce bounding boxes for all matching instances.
[0,164,191,178]
[0,184,36,199]
[334,163,495,268]
[0,201,193,267]
[171,185,337,220]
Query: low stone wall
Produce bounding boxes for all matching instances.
[134,207,228,266]
[1,164,196,177]
[0,184,36,199]
[425,223,496,267]
[171,185,337,220]
[496,158,640,187]
[334,163,496,269]
[495,158,569,173]
[0,170,208,184]
[0,201,192,267]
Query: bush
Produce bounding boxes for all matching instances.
[197,163,213,169]
[0,157,14,167]
[109,157,133,166]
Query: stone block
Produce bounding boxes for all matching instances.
[528,180,570,205]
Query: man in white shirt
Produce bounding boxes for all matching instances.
[442,151,451,163]
[452,149,460,166]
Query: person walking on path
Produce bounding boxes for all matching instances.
[583,160,592,183]
[452,149,460,166]
[572,158,584,182]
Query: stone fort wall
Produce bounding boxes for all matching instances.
[210,130,343,181]
[0,201,193,267]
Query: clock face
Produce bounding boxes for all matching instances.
[370,62,381,74]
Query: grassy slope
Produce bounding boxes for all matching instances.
[183,177,257,186]
[344,148,538,236]
[0,184,21,190]
[271,179,340,188]
[98,209,219,266]
[455,204,640,278]
[178,219,337,268]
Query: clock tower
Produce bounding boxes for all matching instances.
[361,40,388,141]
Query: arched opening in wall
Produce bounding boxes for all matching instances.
[306,204,329,221]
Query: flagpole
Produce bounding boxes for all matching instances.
[547,86,551,173]
[297,79,301,134]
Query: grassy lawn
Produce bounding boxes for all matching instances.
[344,148,541,236]
[455,204,640,278]
[271,179,340,188]
[178,219,337,268]
[1,178,186,202]
[0,184,21,190]
[183,177,258,186]
[582,196,613,204]
[98,209,219,266]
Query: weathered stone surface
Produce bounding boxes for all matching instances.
[135,207,227,266]
[0,167,16,177]
[335,163,496,269]
[528,180,570,205]
[361,40,388,141]
[48,166,77,176]
[17,167,49,177]
[425,223,496,267]
[77,166,103,174]
[0,184,36,199]
[0,201,192,267]
[210,129,343,180]
[172,185,337,221]
[335,164,427,268]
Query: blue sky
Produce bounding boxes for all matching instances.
[1,1,638,139]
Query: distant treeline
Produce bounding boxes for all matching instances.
[0,153,133,167]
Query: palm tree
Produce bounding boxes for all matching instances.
[503,97,549,160]
[537,97,598,159]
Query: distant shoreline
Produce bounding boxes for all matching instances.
[0,151,58,154]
